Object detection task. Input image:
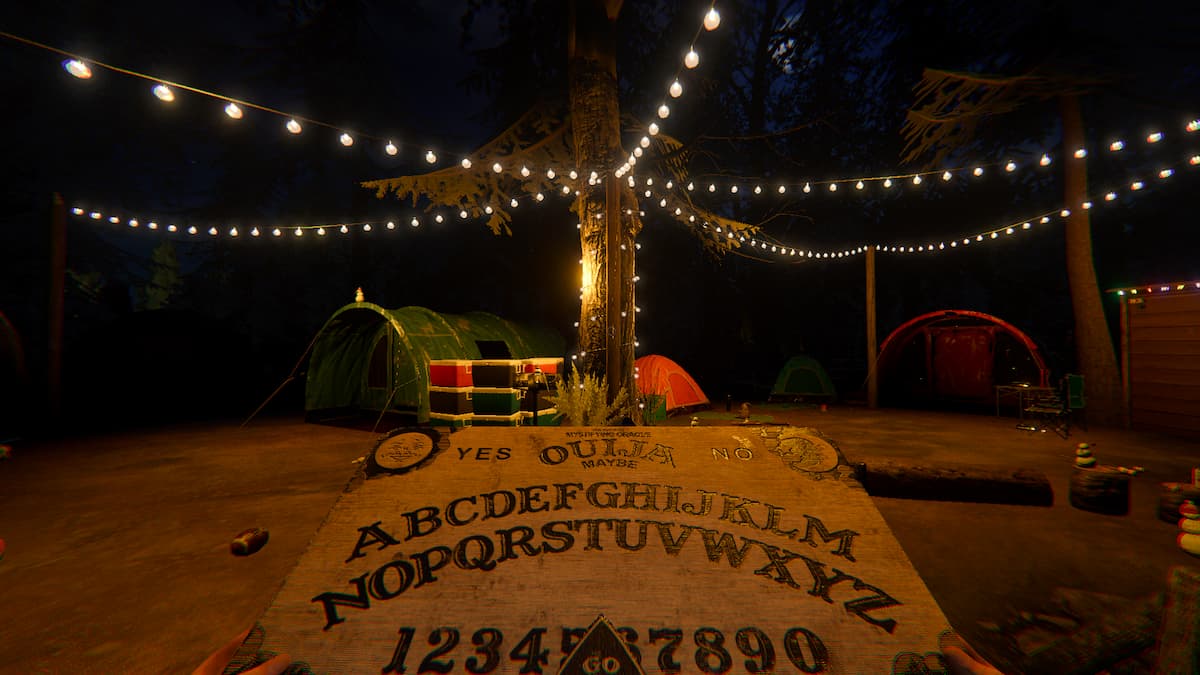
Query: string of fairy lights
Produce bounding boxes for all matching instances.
[615,4,722,179]
[1111,281,1200,297]
[643,154,1200,262]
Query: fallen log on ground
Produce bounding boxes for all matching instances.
[858,461,1054,506]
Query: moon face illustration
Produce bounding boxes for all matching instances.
[374,432,435,471]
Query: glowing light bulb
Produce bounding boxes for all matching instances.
[286,119,302,134]
[385,141,398,156]
[1188,119,1200,133]
[883,178,892,188]
[293,227,304,236]
[942,171,952,181]
[168,224,178,232]
[1022,222,1031,229]
[148,222,159,230]
[829,183,838,192]
[1105,191,1117,201]
[128,218,138,227]
[669,80,683,98]
[62,59,92,79]
[191,226,200,235]
[708,184,716,192]
[1159,168,1174,178]
[340,225,349,233]
[339,133,353,147]
[639,136,650,148]
[1131,181,1144,190]
[461,158,472,169]
[633,147,643,157]
[1039,154,1051,166]
[704,7,721,30]
[658,104,670,119]
[754,185,762,194]
[1005,161,1016,172]
[510,198,519,208]
[855,181,864,190]
[411,217,420,227]
[425,150,437,164]
[488,162,501,173]
[460,210,469,219]
[71,207,83,215]
[730,185,739,193]
[224,102,243,119]
[569,170,578,180]
[1109,140,1124,151]
[1040,216,1050,223]
[250,227,260,237]
[316,227,325,235]
[912,175,923,185]
[485,205,494,214]
[1074,148,1087,158]
[648,122,660,136]
[803,183,811,193]
[685,49,699,69]
[973,167,983,177]
[1146,132,1163,143]
[386,221,396,229]
[153,84,174,102]
[89,211,101,219]
[546,168,556,179]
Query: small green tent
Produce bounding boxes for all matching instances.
[769,355,836,402]
[305,303,564,421]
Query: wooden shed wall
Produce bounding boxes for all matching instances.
[1126,292,1200,436]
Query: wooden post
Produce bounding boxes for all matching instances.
[605,175,622,404]
[866,246,878,408]
[1119,295,1131,428]
[48,193,66,422]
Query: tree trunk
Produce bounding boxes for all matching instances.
[1060,94,1123,426]
[568,0,636,407]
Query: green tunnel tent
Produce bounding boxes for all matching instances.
[304,303,565,422]
[769,355,837,402]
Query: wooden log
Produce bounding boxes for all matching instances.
[859,462,1054,506]
[1069,466,1131,516]
[1158,482,1200,524]
[1154,566,1200,675]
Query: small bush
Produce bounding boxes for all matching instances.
[546,364,632,425]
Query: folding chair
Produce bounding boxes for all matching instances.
[1064,373,1087,432]
[1023,386,1070,438]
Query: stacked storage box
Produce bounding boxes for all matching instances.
[473,387,522,415]
[428,360,474,429]
[473,412,523,426]
[520,408,561,426]
[473,359,523,387]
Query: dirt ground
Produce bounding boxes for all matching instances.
[0,405,1197,674]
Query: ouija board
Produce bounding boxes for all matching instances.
[229,426,957,674]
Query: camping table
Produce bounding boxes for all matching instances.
[994,384,1054,418]
[230,425,957,674]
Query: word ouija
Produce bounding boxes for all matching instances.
[313,482,900,635]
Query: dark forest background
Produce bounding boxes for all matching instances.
[1,0,1197,432]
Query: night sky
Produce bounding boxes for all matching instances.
[1,1,1198,431]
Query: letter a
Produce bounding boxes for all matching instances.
[345,521,402,562]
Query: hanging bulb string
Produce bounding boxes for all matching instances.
[67,180,579,240]
[643,157,1194,262]
[659,126,1200,200]
[618,2,719,178]
[0,30,378,140]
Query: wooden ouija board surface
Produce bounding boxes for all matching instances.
[230,426,955,674]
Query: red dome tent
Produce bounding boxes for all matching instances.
[634,354,709,416]
[877,310,1049,407]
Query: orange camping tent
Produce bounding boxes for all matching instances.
[635,354,710,415]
